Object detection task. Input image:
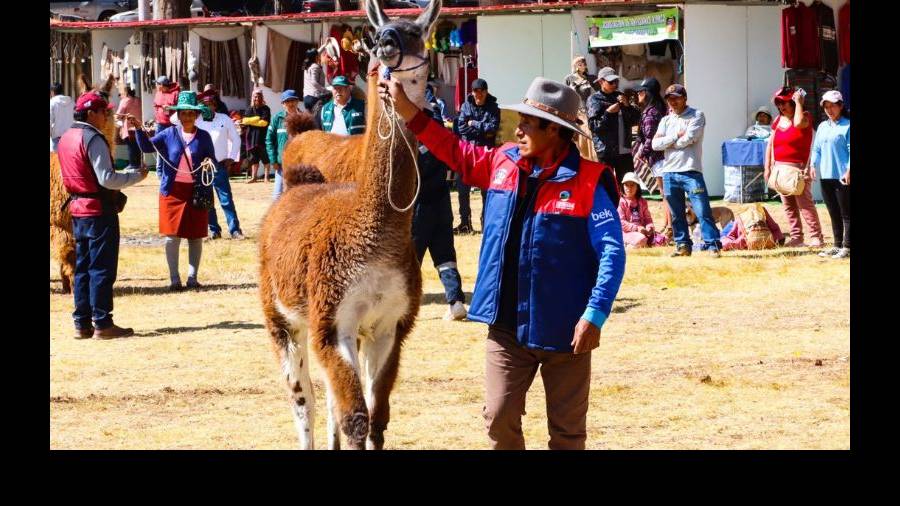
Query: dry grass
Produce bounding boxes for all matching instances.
[50,177,849,449]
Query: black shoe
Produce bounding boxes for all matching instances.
[210,231,222,240]
[169,281,184,292]
[186,278,201,289]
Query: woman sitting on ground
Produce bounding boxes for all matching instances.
[132,91,217,291]
[618,172,667,248]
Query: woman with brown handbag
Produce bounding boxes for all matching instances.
[764,87,824,248]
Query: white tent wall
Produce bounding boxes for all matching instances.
[682,3,820,199]
[477,13,571,141]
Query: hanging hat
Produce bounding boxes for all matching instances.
[500,77,588,138]
[166,91,205,112]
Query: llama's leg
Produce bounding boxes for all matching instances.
[325,380,340,450]
[362,318,411,450]
[267,311,315,450]
[283,329,315,450]
[310,317,369,449]
[60,263,72,294]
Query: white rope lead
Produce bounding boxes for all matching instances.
[377,95,421,213]
[139,126,216,187]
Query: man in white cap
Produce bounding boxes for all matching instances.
[586,67,640,183]
[380,76,625,450]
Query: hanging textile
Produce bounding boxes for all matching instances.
[455,65,477,111]
[811,0,839,76]
[838,1,850,65]
[99,43,125,82]
[781,2,820,70]
[141,29,189,91]
[839,63,850,112]
[264,28,294,92]
[284,41,315,95]
[199,36,247,98]
[50,31,92,99]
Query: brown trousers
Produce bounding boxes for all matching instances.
[483,327,591,450]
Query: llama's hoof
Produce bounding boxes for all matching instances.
[342,412,369,449]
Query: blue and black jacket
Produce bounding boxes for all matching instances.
[409,111,626,352]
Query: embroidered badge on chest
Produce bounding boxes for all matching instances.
[555,190,575,211]
[492,168,508,185]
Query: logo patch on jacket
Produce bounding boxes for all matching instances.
[492,168,508,185]
[591,209,615,226]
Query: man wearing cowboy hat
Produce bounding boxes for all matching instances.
[380,76,625,450]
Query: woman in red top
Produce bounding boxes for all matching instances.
[764,87,824,248]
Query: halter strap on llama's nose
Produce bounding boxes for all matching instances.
[376,26,429,74]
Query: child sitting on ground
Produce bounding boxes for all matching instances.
[618,172,668,248]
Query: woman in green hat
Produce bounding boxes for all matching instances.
[132,91,218,291]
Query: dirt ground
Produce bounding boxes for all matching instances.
[49,177,849,449]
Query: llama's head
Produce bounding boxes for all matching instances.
[365,0,441,109]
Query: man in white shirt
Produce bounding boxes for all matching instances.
[50,82,75,152]
[173,91,244,239]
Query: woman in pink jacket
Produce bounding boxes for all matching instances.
[116,87,143,170]
[619,172,668,248]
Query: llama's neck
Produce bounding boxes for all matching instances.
[354,77,419,228]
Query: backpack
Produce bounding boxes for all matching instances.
[738,203,776,250]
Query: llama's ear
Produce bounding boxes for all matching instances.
[365,0,388,29]
[415,0,442,36]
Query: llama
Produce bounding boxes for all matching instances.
[258,0,441,450]
[50,74,119,294]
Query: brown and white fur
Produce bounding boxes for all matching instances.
[685,202,735,232]
[50,74,118,293]
[258,0,440,450]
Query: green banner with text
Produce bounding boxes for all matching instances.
[588,8,680,48]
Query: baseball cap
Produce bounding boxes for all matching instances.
[331,76,351,87]
[471,79,488,90]
[75,91,114,113]
[594,67,620,83]
[156,75,173,86]
[820,90,843,105]
[664,84,687,98]
[281,89,300,102]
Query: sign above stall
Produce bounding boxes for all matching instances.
[588,8,680,48]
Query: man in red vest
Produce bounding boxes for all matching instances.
[57,91,148,339]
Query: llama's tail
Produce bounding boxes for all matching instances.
[283,164,326,190]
